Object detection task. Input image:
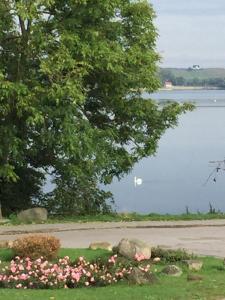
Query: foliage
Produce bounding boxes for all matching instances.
[0,0,192,215]
[39,177,113,215]
[12,235,61,260]
[1,167,45,216]
[151,247,195,263]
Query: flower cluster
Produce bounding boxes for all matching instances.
[134,253,149,262]
[0,255,134,289]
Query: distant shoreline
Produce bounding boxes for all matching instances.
[159,86,221,91]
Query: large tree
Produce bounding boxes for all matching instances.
[0,0,192,215]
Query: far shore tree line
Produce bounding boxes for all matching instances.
[159,69,225,88]
[0,0,192,217]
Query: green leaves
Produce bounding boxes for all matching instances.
[0,0,192,215]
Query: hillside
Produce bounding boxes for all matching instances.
[159,68,225,88]
[163,68,225,80]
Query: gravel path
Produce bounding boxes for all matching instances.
[1,220,225,257]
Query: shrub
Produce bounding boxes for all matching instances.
[151,247,195,263]
[12,235,60,260]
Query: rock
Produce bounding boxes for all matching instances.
[183,260,203,271]
[128,267,157,285]
[89,242,112,251]
[162,265,182,277]
[112,245,119,253]
[0,219,10,224]
[187,274,203,281]
[153,257,161,263]
[17,208,47,223]
[117,238,151,260]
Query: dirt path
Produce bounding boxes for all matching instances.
[1,220,225,257]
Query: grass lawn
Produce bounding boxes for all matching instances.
[44,212,225,224]
[5,211,225,226]
[0,248,225,300]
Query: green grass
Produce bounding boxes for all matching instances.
[0,248,225,299]
[58,248,110,262]
[46,212,225,223]
[0,248,110,263]
[5,211,225,226]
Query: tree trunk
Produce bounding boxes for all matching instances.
[0,202,2,219]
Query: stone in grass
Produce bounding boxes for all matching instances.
[183,260,203,271]
[117,238,151,260]
[0,219,10,224]
[128,267,158,285]
[17,207,47,223]
[162,265,183,277]
[187,274,203,281]
[153,257,161,263]
[89,242,112,251]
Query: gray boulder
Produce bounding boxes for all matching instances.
[17,208,47,223]
[117,238,151,260]
[162,265,182,277]
[128,267,157,285]
[183,260,203,271]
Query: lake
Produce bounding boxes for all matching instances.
[109,89,225,214]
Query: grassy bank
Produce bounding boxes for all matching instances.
[47,211,225,223]
[6,211,225,225]
[0,248,225,300]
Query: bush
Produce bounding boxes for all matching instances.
[151,247,195,263]
[12,235,60,260]
[39,177,114,216]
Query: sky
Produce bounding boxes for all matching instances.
[150,0,225,68]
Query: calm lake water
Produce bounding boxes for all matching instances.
[109,90,225,214]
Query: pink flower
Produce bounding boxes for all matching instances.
[18,265,24,271]
[108,255,116,264]
[134,253,148,261]
[71,272,81,282]
[57,274,65,281]
[19,273,28,280]
[86,271,91,277]
[10,266,17,273]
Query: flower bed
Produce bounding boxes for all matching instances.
[0,254,150,289]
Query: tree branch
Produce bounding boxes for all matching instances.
[18,15,26,36]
